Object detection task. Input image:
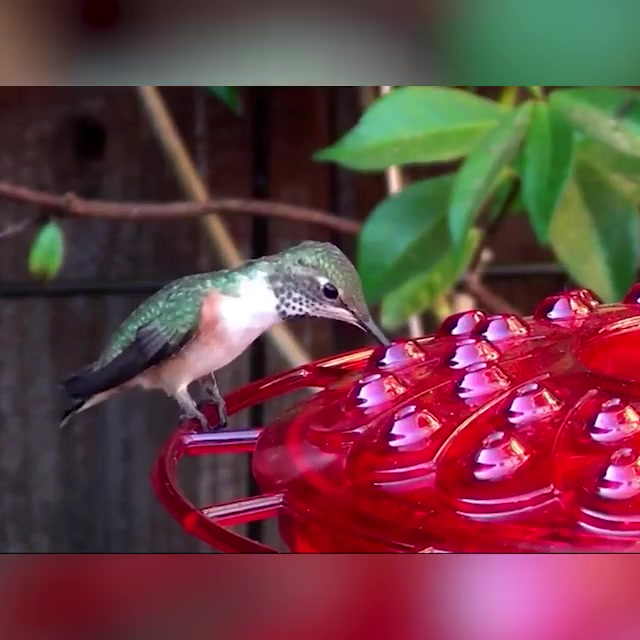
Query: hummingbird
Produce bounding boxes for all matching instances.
[60,240,390,431]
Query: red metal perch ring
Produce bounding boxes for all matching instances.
[151,347,372,552]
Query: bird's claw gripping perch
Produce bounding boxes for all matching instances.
[180,408,211,431]
[186,404,228,431]
[201,375,228,430]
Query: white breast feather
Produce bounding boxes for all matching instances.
[217,275,280,335]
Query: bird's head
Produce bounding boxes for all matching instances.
[266,241,389,346]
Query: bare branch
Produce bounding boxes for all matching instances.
[463,275,522,316]
[0,180,522,315]
[0,181,361,235]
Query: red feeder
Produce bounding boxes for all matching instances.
[152,285,640,552]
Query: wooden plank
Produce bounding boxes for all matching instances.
[0,87,254,551]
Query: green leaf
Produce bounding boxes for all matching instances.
[208,87,242,115]
[315,86,505,171]
[357,174,455,304]
[381,228,482,330]
[575,137,640,202]
[449,101,533,245]
[549,159,640,303]
[521,101,574,244]
[550,87,640,159]
[484,169,520,225]
[28,221,64,281]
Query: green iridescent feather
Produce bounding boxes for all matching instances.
[97,275,215,366]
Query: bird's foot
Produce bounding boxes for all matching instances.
[180,407,213,432]
[215,404,229,430]
[199,374,229,430]
[195,401,228,431]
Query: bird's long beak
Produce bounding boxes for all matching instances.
[357,315,390,346]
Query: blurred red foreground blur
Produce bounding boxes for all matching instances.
[0,555,639,640]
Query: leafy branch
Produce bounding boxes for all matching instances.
[0,178,515,316]
[314,85,640,329]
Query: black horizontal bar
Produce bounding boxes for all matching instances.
[0,279,169,298]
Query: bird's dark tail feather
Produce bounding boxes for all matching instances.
[61,364,97,399]
[60,398,86,429]
[59,364,96,428]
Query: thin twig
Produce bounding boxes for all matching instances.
[457,171,524,316]
[463,276,522,316]
[136,86,311,368]
[0,216,39,241]
[463,248,522,316]
[0,182,361,235]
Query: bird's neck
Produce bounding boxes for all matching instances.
[215,272,281,335]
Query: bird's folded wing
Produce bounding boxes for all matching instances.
[62,321,195,399]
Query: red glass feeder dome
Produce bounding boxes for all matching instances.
[152,284,640,552]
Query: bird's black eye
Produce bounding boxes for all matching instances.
[322,282,339,300]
